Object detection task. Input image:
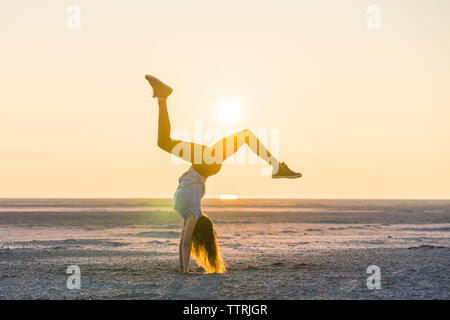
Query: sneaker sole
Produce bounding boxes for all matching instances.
[145,75,173,95]
[272,174,302,179]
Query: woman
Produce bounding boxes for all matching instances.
[145,75,301,274]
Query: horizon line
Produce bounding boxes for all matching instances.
[0,197,449,201]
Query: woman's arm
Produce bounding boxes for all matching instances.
[181,213,197,273]
[179,220,187,273]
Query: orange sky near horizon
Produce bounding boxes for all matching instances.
[1,0,450,199]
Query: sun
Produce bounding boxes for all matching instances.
[217,100,241,125]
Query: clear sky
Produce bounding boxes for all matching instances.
[1,0,449,198]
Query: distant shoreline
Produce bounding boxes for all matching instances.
[1,197,450,201]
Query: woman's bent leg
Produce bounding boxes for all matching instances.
[209,129,280,167]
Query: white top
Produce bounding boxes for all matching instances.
[173,169,205,220]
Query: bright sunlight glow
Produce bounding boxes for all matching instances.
[219,194,238,200]
[217,100,241,125]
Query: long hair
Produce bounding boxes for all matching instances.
[191,214,226,273]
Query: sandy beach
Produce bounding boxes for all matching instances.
[0,199,449,299]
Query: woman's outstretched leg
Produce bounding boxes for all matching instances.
[157,98,177,152]
[146,75,208,164]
